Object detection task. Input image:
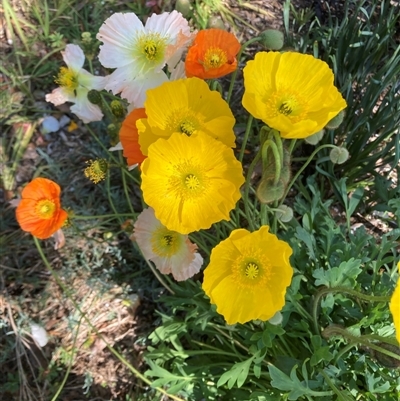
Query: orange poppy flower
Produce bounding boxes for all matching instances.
[16,177,68,239]
[119,108,147,167]
[185,29,240,79]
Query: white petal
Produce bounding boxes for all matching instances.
[45,87,75,106]
[165,31,194,70]
[169,60,186,80]
[145,10,191,40]
[133,208,163,260]
[104,64,139,95]
[171,251,203,282]
[62,44,85,71]
[120,70,168,106]
[70,87,103,123]
[78,69,107,90]
[109,141,123,151]
[97,13,145,68]
[30,324,48,347]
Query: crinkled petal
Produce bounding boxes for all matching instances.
[171,251,203,281]
[70,87,103,123]
[62,44,85,72]
[97,13,145,68]
[145,10,191,41]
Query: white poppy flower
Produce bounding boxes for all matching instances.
[46,44,107,123]
[132,208,203,281]
[97,11,192,106]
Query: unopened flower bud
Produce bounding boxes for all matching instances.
[305,129,324,145]
[207,16,226,30]
[87,89,102,105]
[110,100,125,118]
[329,147,349,164]
[84,159,108,184]
[326,110,345,129]
[256,178,286,204]
[81,32,92,44]
[175,0,191,18]
[276,205,293,222]
[268,311,283,325]
[260,29,284,50]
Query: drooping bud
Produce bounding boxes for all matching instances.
[256,177,286,204]
[87,89,102,105]
[260,29,284,50]
[305,129,324,145]
[326,110,345,129]
[175,0,192,18]
[207,16,226,30]
[110,100,125,119]
[84,159,108,184]
[329,146,349,164]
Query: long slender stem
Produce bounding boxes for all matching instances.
[239,115,254,163]
[312,286,391,334]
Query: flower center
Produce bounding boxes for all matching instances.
[135,33,168,69]
[180,120,196,136]
[231,249,272,289]
[35,199,56,219]
[168,160,209,201]
[166,108,204,136]
[265,89,308,123]
[245,262,259,279]
[151,227,182,257]
[55,67,78,90]
[185,173,200,190]
[203,47,228,70]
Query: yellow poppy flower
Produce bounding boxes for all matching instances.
[140,132,244,234]
[137,77,236,155]
[389,262,400,343]
[242,51,347,139]
[202,226,293,325]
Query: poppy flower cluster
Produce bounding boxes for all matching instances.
[30,9,353,326]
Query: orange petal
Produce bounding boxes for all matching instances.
[120,108,147,166]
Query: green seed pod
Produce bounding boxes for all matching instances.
[87,89,102,105]
[330,146,349,164]
[305,129,325,145]
[260,29,284,50]
[326,110,345,129]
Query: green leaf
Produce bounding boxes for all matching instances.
[313,258,362,288]
[217,356,254,389]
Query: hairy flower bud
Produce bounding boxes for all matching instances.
[330,146,349,164]
[326,110,345,129]
[305,129,324,145]
[260,29,284,50]
[175,0,191,18]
